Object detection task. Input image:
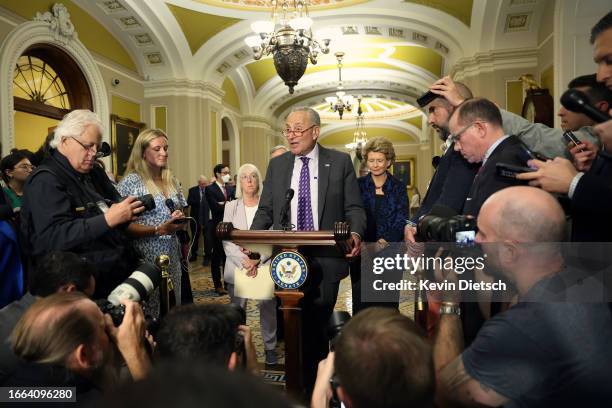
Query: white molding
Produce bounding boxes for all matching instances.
[537,32,554,50]
[0,8,110,150]
[144,79,224,103]
[93,54,144,84]
[242,116,273,130]
[452,48,539,79]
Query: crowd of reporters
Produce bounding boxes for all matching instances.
[0,10,611,408]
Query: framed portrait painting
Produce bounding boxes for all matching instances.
[110,115,145,179]
[392,159,415,189]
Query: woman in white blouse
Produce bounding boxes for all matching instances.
[222,163,277,365]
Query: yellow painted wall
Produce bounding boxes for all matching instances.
[0,0,137,71]
[166,3,241,55]
[402,0,473,26]
[112,95,140,123]
[14,111,58,151]
[506,80,523,115]
[541,66,554,100]
[154,106,167,132]
[222,78,240,110]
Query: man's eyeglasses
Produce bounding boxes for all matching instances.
[448,121,486,143]
[69,137,99,154]
[282,124,316,138]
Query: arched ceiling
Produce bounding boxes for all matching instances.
[28,0,553,146]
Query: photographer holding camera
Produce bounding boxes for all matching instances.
[20,110,146,298]
[0,251,96,382]
[311,308,435,408]
[155,304,259,375]
[2,292,151,403]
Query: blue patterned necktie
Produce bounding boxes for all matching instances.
[297,156,314,231]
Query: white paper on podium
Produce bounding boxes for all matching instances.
[234,264,275,300]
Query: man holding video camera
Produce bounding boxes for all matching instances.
[20,110,146,298]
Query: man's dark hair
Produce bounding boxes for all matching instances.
[568,74,612,105]
[590,11,612,44]
[155,304,239,366]
[453,97,503,128]
[335,308,435,408]
[213,163,227,177]
[104,362,292,408]
[29,252,94,297]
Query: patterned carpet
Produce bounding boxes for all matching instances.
[187,257,415,386]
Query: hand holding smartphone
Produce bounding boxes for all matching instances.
[496,163,537,179]
[563,131,584,151]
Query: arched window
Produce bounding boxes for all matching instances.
[12,44,92,120]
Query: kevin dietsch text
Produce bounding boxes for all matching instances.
[373,279,507,292]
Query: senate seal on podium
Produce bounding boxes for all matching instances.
[270,251,308,289]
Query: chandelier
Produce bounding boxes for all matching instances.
[345,97,367,157]
[245,0,331,94]
[325,52,354,119]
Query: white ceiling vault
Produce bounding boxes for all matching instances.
[70,0,552,130]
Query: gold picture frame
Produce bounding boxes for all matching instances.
[110,114,145,178]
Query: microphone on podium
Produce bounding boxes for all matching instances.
[280,188,294,231]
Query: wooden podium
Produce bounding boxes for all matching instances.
[217,222,352,398]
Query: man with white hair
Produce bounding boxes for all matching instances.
[270,145,288,159]
[20,109,145,298]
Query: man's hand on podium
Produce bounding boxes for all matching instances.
[346,233,362,259]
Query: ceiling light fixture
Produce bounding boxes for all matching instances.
[325,52,354,119]
[345,97,367,158]
[246,0,331,94]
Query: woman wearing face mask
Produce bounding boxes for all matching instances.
[350,137,408,314]
[1,149,35,211]
[118,129,187,317]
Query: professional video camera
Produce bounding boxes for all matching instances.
[95,262,161,327]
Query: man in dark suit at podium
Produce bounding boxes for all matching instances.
[187,175,212,264]
[206,164,234,295]
[251,107,366,395]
